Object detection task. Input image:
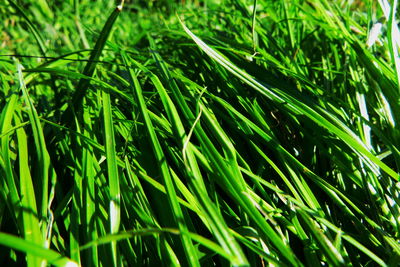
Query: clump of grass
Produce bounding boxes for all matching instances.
[1,0,400,266]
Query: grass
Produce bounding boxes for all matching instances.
[1,0,400,266]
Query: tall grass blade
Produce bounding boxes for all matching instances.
[0,232,78,267]
[101,85,121,266]
[17,63,56,250]
[14,111,43,267]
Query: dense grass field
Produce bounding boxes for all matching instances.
[1,0,400,266]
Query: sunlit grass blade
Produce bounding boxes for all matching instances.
[14,110,43,267]
[0,74,20,225]
[101,84,121,266]
[17,63,56,249]
[81,106,99,266]
[0,232,78,267]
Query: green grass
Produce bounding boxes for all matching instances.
[1,0,400,266]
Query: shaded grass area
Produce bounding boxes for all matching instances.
[1,0,400,266]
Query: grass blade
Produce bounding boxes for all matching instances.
[14,110,43,267]
[17,63,56,250]
[101,84,121,266]
[0,232,78,267]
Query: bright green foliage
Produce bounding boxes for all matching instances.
[1,0,400,266]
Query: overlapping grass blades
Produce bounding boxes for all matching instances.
[62,1,124,121]
[179,18,399,181]
[122,52,201,266]
[123,50,250,266]
[1,0,400,266]
[0,233,78,267]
